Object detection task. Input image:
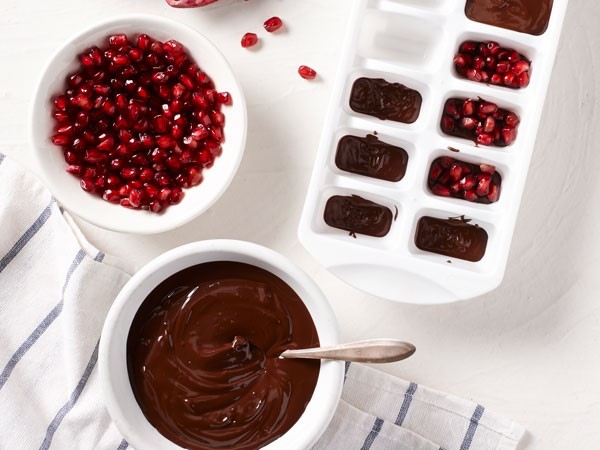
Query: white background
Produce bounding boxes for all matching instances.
[0,0,598,448]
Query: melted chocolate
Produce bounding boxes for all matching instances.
[324,195,393,237]
[465,0,553,36]
[127,262,320,450]
[415,216,488,262]
[335,134,409,182]
[349,78,421,123]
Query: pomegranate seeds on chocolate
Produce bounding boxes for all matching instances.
[454,40,531,89]
[50,33,230,212]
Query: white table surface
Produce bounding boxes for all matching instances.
[1,0,598,448]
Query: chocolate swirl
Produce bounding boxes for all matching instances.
[127,262,320,450]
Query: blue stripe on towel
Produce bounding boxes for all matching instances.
[459,404,485,450]
[38,340,100,450]
[344,361,351,382]
[117,439,129,450]
[0,154,5,166]
[0,198,55,274]
[361,417,384,450]
[94,252,105,262]
[0,249,85,391]
[395,382,418,426]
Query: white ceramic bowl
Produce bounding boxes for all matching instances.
[31,15,247,234]
[99,240,344,450]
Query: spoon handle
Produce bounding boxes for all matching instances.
[280,339,416,363]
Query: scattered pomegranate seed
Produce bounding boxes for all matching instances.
[440,97,520,147]
[454,40,531,89]
[298,65,317,80]
[49,33,228,212]
[241,33,258,48]
[264,16,283,33]
[428,156,502,204]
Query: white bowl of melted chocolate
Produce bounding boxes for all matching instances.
[99,240,343,450]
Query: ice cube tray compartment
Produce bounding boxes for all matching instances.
[298,0,569,303]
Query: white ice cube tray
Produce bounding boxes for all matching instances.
[298,0,569,304]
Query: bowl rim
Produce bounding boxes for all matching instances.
[30,14,248,234]
[99,239,344,450]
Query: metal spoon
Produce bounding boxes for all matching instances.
[280,339,416,364]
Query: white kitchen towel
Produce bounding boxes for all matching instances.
[0,153,525,450]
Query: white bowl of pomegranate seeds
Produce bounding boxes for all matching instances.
[31,15,247,234]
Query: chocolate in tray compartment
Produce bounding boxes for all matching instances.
[324,195,393,238]
[429,156,502,204]
[335,134,408,182]
[349,78,421,124]
[465,0,554,36]
[441,97,520,147]
[415,216,488,262]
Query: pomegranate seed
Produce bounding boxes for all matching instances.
[517,72,530,88]
[459,175,477,190]
[298,65,317,80]
[441,116,455,132]
[464,190,478,202]
[505,112,520,127]
[120,167,139,180]
[137,34,152,49]
[431,184,451,197]
[480,164,496,174]
[51,134,70,146]
[241,33,258,48]
[466,69,482,82]
[429,162,443,182]
[168,187,185,204]
[487,183,500,202]
[476,174,492,196]
[66,165,82,176]
[449,163,463,181]
[503,72,516,86]
[483,116,496,133]
[152,115,169,134]
[128,189,143,208]
[502,126,517,145]
[511,60,530,75]
[109,34,128,48]
[172,83,186,99]
[453,54,469,69]
[460,41,477,53]
[152,71,169,84]
[486,41,500,55]
[460,117,478,129]
[490,74,503,85]
[217,92,232,105]
[463,100,475,116]
[264,16,283,33]
[164,40,184,55]
[476,133,493,146]
[80,177,95,192]
[149,201,163,213]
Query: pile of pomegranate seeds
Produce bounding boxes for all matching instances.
[263,16,283,33]
[50,33,230,213]
[454,40,531,89]
[241,33,258,48]
[429,157,502,204]
[298,65,317,80]
[440,98,520,147]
